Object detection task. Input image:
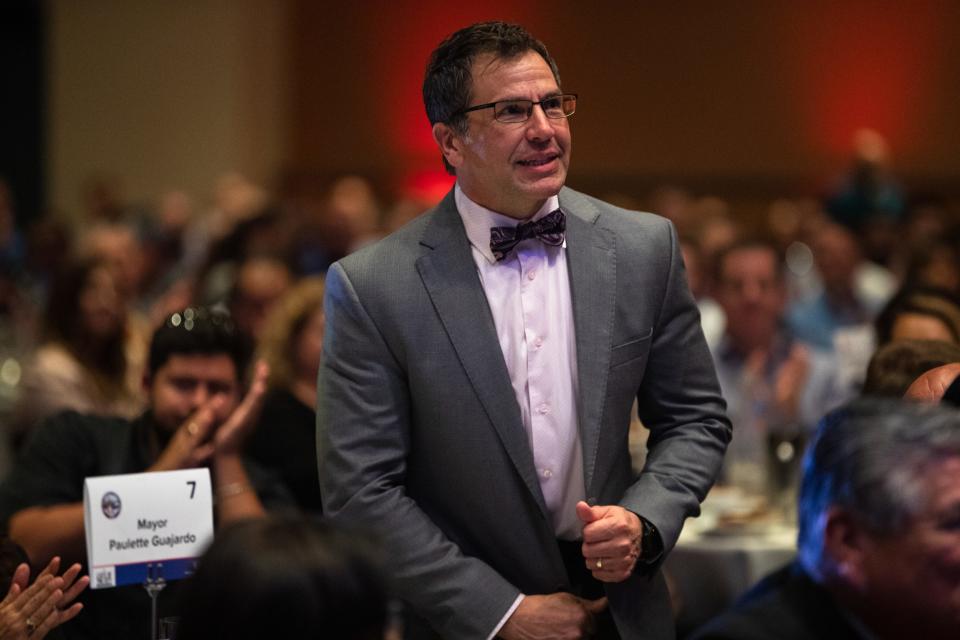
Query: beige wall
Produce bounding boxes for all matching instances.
[289,2,960,203]
[47,2,960,222]
[47,0,290,220]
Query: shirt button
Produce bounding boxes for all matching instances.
[542,469,553,478]
[527,271,537,281]
[534,337,544,349]
[538,403,550,415]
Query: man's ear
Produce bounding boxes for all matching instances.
[822,506,868,588]
[432,122,464,170]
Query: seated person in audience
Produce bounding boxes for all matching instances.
[861,339,960,397]
[902,239,960,296]
[690,399,960,640]
[680,237,725,350]
[13,257,144,448]
[176,516,392,640]
[227,255,293,343]
[710,239,847,493]
[787,223,893,351]
[0,542,88,640]
[0,307,291,639]
[247,277,325,514]
[873,286,960,346]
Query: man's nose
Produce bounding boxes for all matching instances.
[742,282,763,304]
[525,104,555,140]
[191,385,211,408]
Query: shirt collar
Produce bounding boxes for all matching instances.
[455,183,561,265]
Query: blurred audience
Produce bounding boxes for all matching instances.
[2,154,960,637]
[862,339,960,397]
[787,222,895,352]
[680,237,725,349]
[709,240,847,496]
[692,201,740,274]
[227,256,294,343]
[247,277,325,514]
[874,286,960,347]
[76,223,146,304]
[176,516,392,640]
[295,175,383,274]
[0,307,292,639]
[691,399,960,640]
[825,128,905,234]
[902,239,960,294]
[12,257,144,448]
[78,175,126,228]
[648,185,696,239]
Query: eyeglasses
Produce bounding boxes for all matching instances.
[456,93,577,124]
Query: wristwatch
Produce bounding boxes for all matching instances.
[638,516,663,564]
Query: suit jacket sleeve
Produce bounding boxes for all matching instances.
[317,261,521,640]
[618,222,731,553]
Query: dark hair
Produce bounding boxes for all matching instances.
[423,21,560,174]
[797,400,960,574]
[176,517,389,640]
[44,256,126,379]
[862,339,960,397]
[148,307,249,378]
[713,237,784,284]
[874,286,960,346]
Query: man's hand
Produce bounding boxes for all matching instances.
[576,501,641,583]
[150,402,220,472]
[151,361,270,472]
[498,593,607,640]
[212,360,269,456]
[773,344,810,421]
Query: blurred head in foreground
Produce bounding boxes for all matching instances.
[176,516,390,640]
[797,400,960,639]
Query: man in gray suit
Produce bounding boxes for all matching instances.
[318,21,730,639]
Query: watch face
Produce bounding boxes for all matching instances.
[640,518,662,559]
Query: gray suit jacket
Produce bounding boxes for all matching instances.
[318,187,730,639]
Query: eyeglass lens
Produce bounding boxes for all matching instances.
[494,95,576,123]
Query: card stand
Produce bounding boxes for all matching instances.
[143,563,167,640]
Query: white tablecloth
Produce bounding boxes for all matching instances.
[667,510,797,636]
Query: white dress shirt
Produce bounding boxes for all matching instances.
[456,185,589,639]
[455,184,587,539]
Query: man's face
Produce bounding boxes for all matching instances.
[715,247,785,350]
[813,225,860,294]
[856,456,960,636]
[436,51,571,219]
[147,354,241,435]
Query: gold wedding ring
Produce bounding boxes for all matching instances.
[595,558,603,569]
[186,422,199,436]
[25,617,36,635]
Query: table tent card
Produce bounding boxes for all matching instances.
[83,468,214,589]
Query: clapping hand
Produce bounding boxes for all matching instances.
[153,360,269,471]
[0,557,88,639]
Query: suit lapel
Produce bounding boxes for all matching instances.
[416,193,549,517]
[560,189,617,495]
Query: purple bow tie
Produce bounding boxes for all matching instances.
[489,209,566,262]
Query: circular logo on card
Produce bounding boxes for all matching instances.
[101,491,122,519]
